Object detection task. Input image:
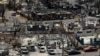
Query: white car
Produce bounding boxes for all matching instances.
[21,46,29,54]
[48,49,56,55]
[39,46,46,53]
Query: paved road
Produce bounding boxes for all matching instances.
[29,52,48,56]
[70,51,100,56]
[8,50,100,56]
[29,51,100,56]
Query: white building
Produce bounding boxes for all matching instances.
[80,36,95,44]
[85,16,99,28]
[76,29,96,45]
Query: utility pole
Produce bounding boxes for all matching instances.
[27,0,30,20]
[58,30,64,56]
[2,6,5,22]
[1,0,6,23]
[13,19,18,37]
[61,36,64,56]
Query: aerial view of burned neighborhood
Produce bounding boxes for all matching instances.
[0,0,100,56]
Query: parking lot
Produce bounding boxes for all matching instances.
[0,0,100,56]
[9,41,100,56]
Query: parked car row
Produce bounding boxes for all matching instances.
[64,45,98,55]
[19,44,36,55]
[37,42,57,55]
